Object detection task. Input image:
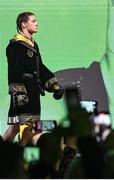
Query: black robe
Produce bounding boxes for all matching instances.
[6,37,55,124]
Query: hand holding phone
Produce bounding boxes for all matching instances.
[93,112,111,126]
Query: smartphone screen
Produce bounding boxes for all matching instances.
[34,120,57,131]
[64,87,97,113]
[24,146,40,163]
[80,100,97,113]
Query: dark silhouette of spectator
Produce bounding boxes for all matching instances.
[59,133,77,178]
[28,132,62,178]
[65,136,106,179]
[102,130,114,178]
[60,87,106,178]
[28,160,60,179]
[0,140,27,178]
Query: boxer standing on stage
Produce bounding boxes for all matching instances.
[3,12,64,141]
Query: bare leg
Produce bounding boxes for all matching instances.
[2,124,19,141]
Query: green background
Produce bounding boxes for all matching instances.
[0,0,113,135]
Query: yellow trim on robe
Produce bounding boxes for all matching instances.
[13,34,34,47]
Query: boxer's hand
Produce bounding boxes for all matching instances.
[52,82,64,100]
